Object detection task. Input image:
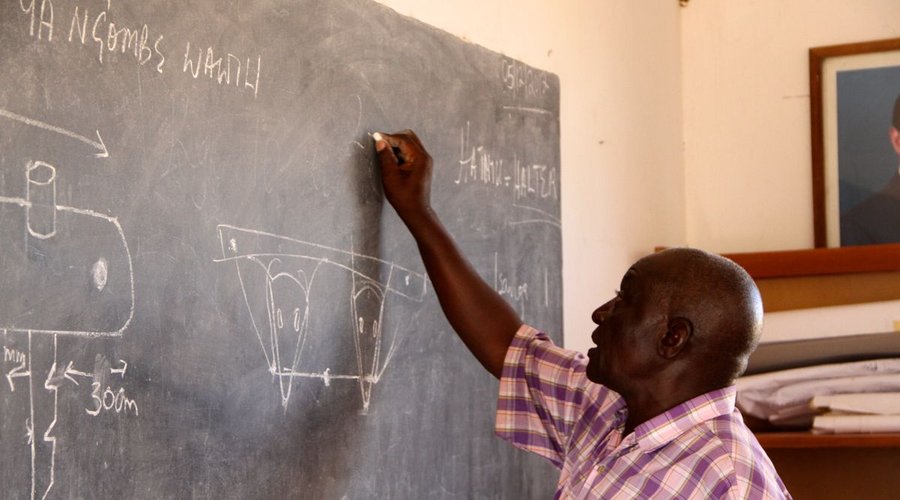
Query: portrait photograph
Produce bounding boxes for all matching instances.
[811,37,900,247]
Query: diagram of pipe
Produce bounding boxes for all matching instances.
[214,224,427,413]
[1,160,135,500]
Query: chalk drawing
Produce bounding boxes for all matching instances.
[0,162,135,337]
[214,224,427,413]
[1,159,136,500]
[0,107,109,158]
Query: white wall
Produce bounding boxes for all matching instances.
[375,1,686,353]
[682,0,900,253]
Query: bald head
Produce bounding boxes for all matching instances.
[638,248,763,387]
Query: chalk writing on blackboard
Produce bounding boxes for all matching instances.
[501,57,552,101]
[15,2,260,96]
[455,121,561,228]
[456,121,559,202]
[214,224,427,412]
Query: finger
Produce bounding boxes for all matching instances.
[373,132,399,169]
[373,132,389,150]
[379,132,403,149]
[378,131,417,167]
[386,131,424,166]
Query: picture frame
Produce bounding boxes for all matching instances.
[810,37,900,248]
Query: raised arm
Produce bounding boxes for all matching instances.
[374,130,521,378]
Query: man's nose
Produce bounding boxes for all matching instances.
[591,299,615,324]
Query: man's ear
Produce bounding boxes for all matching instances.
[658,317,692,359]
[891,127,900,156]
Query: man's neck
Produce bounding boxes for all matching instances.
[621,382,724,436]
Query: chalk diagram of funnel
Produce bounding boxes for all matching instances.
[1,160,135,500]
[214,224,427,413]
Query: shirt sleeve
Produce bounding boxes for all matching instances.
[494,324,594,468]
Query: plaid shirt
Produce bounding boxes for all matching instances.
[496,326,791,499]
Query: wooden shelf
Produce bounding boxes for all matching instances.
[722,243,900,279]
[756,432,900,449]
[718,243,900,311]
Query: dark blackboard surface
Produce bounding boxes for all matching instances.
[0,1,562,498]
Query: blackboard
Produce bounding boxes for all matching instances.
[0,0,562,498]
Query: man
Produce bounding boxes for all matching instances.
[373,130,790,499]
[840,94,900,245]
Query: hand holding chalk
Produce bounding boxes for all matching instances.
[372,129,433,222]
[373,132,410,168]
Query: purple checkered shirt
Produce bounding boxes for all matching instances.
[496,325,791,499]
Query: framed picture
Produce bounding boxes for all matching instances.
[810,37,900,248]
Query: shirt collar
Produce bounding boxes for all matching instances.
[632,386,737,453]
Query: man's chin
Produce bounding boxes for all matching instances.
[585,360,603,384]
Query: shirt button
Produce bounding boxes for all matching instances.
[597,465,606,473]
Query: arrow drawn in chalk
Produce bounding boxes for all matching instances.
[6,359,29,392]
[0,108,109,158]
[63,361,93,386]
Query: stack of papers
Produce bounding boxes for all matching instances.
[810,393,900,434]
[736,358,900,432]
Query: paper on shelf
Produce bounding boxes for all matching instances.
[811,393,900,415]
[813,414,900,434]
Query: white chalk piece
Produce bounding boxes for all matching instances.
[372,132,384,142]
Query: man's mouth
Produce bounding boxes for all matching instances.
[591,327,602,346]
